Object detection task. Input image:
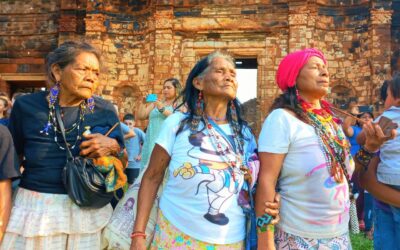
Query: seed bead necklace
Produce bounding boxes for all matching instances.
[203,116,245,182]
[300,99,351,184]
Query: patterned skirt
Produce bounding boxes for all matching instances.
[150,210,244,250]
[1,188,113,250]
[274,227,352,250]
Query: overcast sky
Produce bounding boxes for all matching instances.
[236,68,257,103]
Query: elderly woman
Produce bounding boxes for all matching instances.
[1,41,125,250]
[256,48,395,250]
[130,51,278,249]
[136,78,182,169]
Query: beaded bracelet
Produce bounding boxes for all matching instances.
[355,146,377,167]
[130,231,146,239]
[257,224,275,234]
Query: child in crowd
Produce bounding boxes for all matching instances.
[357,74,400,248]
[123,113,145,184]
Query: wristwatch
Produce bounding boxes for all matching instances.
[158,106,165,113]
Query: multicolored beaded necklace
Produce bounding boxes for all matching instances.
[299,99,351,183]
[40,82,94,150]
[203,116,245,182]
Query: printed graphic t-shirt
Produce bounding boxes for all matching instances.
[156,112,256,244]
[258,109,354,239]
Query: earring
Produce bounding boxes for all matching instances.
[87,97,95,113]
[40,82,60,135]
[190,91,204,133]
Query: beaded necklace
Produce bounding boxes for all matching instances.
[300,99,351,184]
[203,116,245,181]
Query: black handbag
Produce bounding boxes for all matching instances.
[56,107,114,208]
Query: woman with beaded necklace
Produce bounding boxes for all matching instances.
[1,41,126,250]
[255,48,394,250]
[129,51,279,249]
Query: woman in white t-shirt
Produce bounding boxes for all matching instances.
[256,48,351,250]
[130,51,279,249]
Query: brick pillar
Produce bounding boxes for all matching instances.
[288,1,316,52]
[152,6,174,93]
[0,79,10,96]
[369,7,393,104]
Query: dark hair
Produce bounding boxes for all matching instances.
[176,51,248,138]
[356,112,374,127]
[123,113,135,121]
[381,80,389,102]
[270,86,309,123]
[45,41,101,86]
[388,73,400,100]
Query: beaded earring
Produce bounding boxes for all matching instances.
[40,82,60,135]
[87,96,95,113]
[190,90,203,133]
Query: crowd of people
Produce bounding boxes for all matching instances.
[0,41,399,250]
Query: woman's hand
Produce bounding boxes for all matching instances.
[80,133,120,158]
[363,121,397,152]
[129,237,146,250]
[264,193,281,225]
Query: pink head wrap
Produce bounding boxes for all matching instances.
[276,48,327,92]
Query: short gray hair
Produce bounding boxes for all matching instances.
[45,41,101,86]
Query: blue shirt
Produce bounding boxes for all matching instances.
[348,125,362,156]
[124,127,145,169]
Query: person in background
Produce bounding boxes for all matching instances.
[343,110,374,235]
[358,73,400,249]
[123,113,145,185]
[0,96,10,126]
[0,126,20,245]
[136,78,182,170]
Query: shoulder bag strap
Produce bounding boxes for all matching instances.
[55,106,74,160]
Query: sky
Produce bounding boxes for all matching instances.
[236,68,257,103]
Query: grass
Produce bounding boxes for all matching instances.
[350,233,373,250]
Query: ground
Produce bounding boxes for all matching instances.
[351,233,373,250]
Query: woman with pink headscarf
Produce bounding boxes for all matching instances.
[255,48,391,249]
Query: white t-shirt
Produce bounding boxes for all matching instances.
[156,112,257,244]
[258,109,354,239]
[375,106,400,185]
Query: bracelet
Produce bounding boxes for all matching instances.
[158,106,165,113]
[257,224,275,234]
[256,213,273,233]
[355,146,377,167]
[130,231,146,239]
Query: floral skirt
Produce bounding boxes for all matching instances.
[274,227,352,250]
[150,210,244,250]
[1,188,113,250]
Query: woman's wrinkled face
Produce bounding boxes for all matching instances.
[196,57,237,101]
[53,52,100,100]
[162,81,176,100]
[296,56,330,100]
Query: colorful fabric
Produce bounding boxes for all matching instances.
[93,156,127,192]
[156,112,257,244]
[274,228,352,250]
[276,48,327,91]
[258,109,354,239]
[102,169,168,249]
[150,210,244,249]
[1,188,112,250]
[141,106,173,169]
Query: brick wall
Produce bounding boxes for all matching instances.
[1,0,399,132]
